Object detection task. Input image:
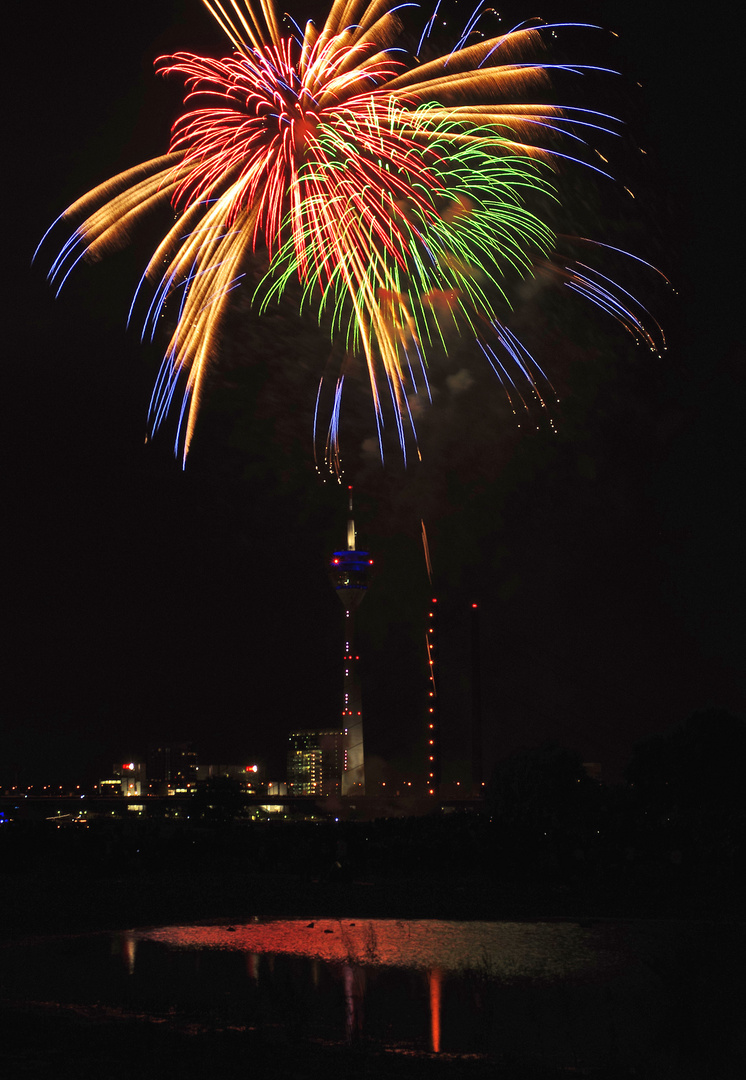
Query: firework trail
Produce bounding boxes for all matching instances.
[38,0,665,467]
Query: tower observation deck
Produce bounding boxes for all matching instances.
[329,487,372,795]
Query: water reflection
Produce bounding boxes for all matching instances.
[246,951,259,982]
[4,918,697,1067]
[344,964,364,1042]
[134,918,611,976]
[429,967,441,1053]
[118,919,631,1057]
[119,931,136,975]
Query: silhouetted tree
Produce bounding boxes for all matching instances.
[626,708,746,867]
[194,775,245,825]
[486,744,600,869]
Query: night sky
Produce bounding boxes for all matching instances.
[4,1,742,788]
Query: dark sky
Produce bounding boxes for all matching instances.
[3,1,742,787]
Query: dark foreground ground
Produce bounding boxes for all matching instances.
[2,815,745,1078]
[3,807,744,934]
[0,1000,506,1080]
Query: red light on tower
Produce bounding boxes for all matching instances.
[425,593,440,797]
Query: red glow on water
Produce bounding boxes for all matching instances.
[429,967,442,1052]
[143,919,465,973]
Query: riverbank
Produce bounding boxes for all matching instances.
[0,999,503,1080]
[4,862,741,942]
[3,811,743,939]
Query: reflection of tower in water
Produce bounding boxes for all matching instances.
[329,487,372,795]
[429,967,442,1053]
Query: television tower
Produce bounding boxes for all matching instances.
[329,487,372,795]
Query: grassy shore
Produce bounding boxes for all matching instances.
[3,810,742,938]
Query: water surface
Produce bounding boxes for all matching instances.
[2,917,676,1066]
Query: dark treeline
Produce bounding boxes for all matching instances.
[481,707,746,917]
[1,709,744,933]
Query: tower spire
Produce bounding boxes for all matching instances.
[347,485,356,551]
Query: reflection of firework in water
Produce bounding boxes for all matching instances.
[39,0,664,468]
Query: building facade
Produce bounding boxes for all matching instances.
[287,730,344,796]
[147,744,197,795]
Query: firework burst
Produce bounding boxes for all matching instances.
[39,0,664,468]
